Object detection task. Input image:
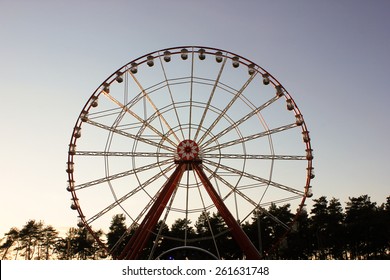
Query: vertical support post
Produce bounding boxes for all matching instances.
[193,164,262,260]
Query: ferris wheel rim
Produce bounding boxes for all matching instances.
[66,46,314,259]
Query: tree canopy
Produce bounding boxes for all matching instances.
[1,194,389,260]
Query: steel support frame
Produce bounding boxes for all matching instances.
[118,163,186,260]
[192,164,262,260]
[118,161,261,260]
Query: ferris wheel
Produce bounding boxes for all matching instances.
[66,46,314,260]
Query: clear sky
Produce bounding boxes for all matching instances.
[0,0,389,236]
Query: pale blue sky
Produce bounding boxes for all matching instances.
[0,0,389,235]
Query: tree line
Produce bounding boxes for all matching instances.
[1,194,389,260]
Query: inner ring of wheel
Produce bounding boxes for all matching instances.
[176,139,200,161]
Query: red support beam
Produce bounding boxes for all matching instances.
[118,163,186,259]
[117,159,261,260]
[193,164,262,260]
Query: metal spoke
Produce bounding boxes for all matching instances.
[194,56,227,142]
[102,89,178,148]
[87,107,124,120]
[184,168,190,245]
[198,70,258,145]
[129,166,180,230]
[109,164,178,255]
[203,153,307,160]
[86,119,176,152]
[202,164,262,209]
[202,123,298,153]
[200,95,280,148]
[129,72,181,143]
[75,151,173,157]
[202,165,290,230]
[188,49,194,140]
[203,158,304,196]
[74,158,173,191]
[86,163,176,224]
[191,169,221,258]
[158,54,186,140]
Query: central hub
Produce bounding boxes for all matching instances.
[177,139,200,161]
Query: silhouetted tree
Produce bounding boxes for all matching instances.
[326,198,345,259]
[195,211,234,259]
[309,196,329,259]
[159,218,196,259]
[106,214,130,258]
[145,220,170,259]
[263,203,294,259]
[309,197,347,259]
[55,226,104,260]
[1,228,20,260]
[285,208,312,259]
[345,195,377,259]
[17,220,44,259]
[72,227,104,259]
[168,218,195,245]
[40,225,59,260]
[370,201,390,259]
[242,210,265,257]
[1,194,389,259]
[383,196,390,257]
[55,227,78,260]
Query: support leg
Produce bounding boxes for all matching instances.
[118,163,186,259]
[193,164,262,260]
